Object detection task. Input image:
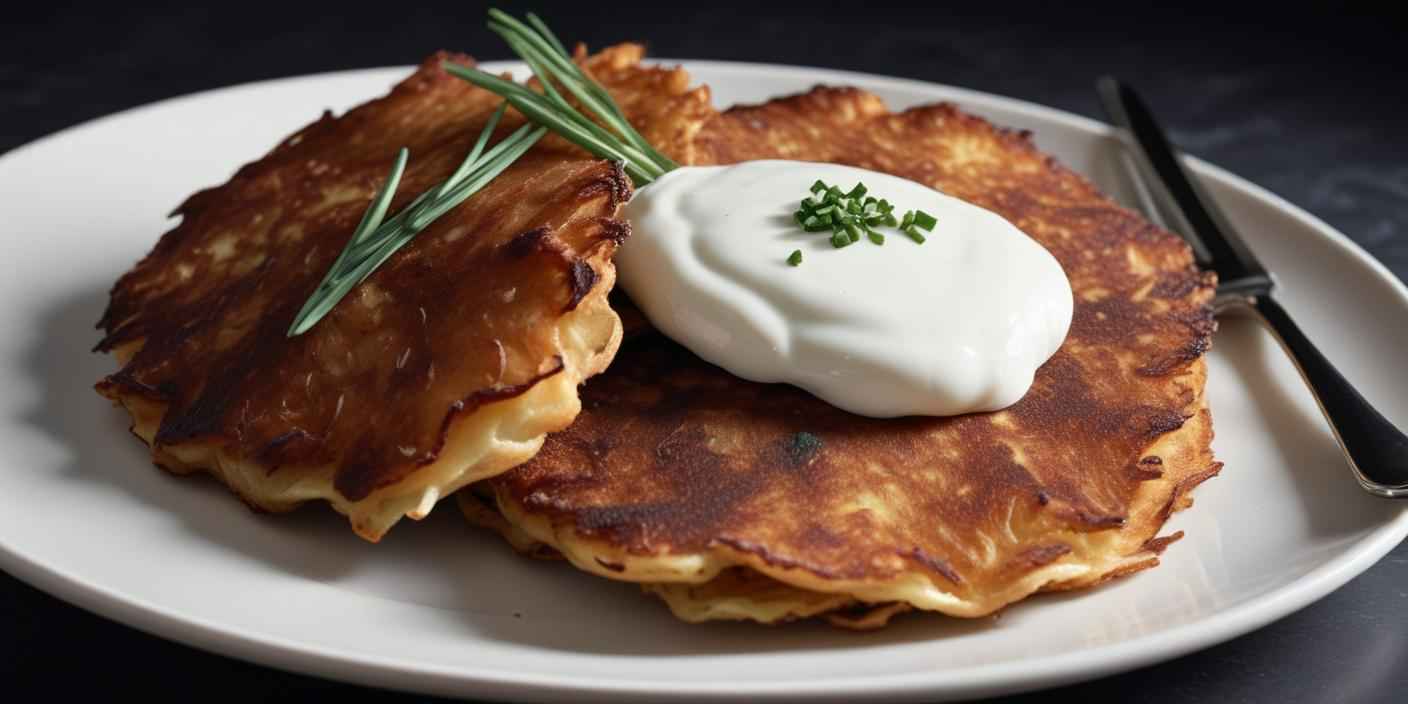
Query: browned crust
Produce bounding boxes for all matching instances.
[484,85,1220,618]
[93,44,710,538]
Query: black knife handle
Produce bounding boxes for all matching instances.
[1243,294,1408,496]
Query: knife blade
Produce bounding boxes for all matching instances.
[1096,76,1408,498]
[1096,77,1275,304]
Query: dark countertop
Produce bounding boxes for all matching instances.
[3,3,1405,701]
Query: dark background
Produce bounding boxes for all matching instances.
[3,2,1405,701]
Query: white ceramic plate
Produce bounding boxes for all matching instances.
[1,61,1405,703]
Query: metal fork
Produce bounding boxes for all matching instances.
[1096,77,1408,498]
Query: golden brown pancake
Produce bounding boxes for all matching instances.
[468,86,1220,625]
[95,45,711,541]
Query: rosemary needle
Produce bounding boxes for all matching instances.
[287,109,545,337]
[444,9,677,186]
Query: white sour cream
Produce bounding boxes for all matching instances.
[617,160,1073,418]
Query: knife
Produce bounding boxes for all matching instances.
[1096,77,1408,498]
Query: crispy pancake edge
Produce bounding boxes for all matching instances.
[95,45,711,541]
[475,86,1221,622]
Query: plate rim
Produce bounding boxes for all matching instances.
[2,58,1406,702]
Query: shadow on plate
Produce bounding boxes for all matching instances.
[19,283,374,584]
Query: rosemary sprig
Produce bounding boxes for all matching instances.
[287,103,547,337]
[442,9,677,186]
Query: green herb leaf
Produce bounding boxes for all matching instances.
[287,113,546,337]
[787,249,803,266]
[793,180,936,258]
[912,209,937,231]
[444,10,678,185]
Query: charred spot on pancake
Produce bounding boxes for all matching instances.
[1073,510,1128,530]
[94,371,175,402]
[1130,455,1166,480]
[256,429,323,472]
[1138,335,1214,377]
[713,535,866,580]
[1007,543,1073,573]
[593,216,632,245]
[1142,531,1185,555]
[576,160,633,207]
[504,226,552,258]
[898,547,963,585]
[1144,410,1190,437]
[565,259,598,311]
[1155,461,1223,523]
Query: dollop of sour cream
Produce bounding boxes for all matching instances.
[618,160,1073,418]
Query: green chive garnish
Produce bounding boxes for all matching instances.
[912,209,937,231]
[791,177,936,260]
[787,249,803,266]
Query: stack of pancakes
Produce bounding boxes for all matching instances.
[96,43,1219,628]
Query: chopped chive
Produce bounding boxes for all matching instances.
[791,179,939,260]
[912,209,937,231]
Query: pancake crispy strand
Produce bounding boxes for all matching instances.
[469,86,1220,625]
[95,45,710,541]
